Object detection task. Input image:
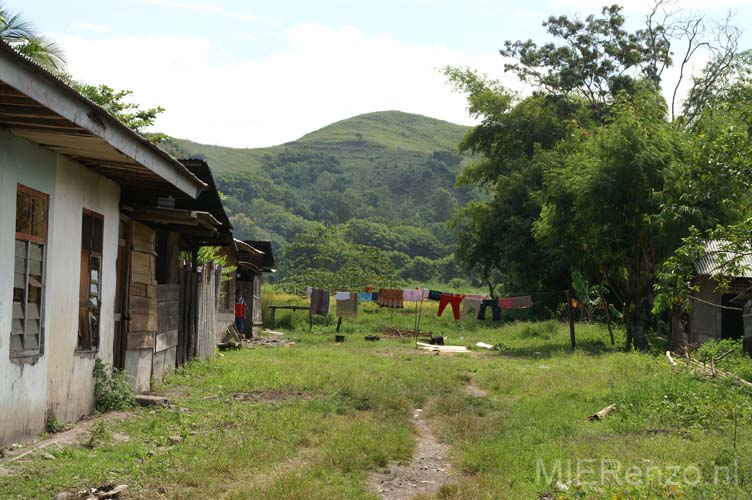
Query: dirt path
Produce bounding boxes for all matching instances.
[464,381,488,398]
[367,407,455,499]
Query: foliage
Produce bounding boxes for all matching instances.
[72,83,166,141]
[279,226,397,292]
[501,5,668,107]
[0,2,65,71]
[195,246,237,284]
[571,270,608,322]
[93,358,136,413]
[447,2,751,349]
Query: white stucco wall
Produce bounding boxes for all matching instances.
[46,156,120,424]
[0,129,121,445]
[0,129,57,444]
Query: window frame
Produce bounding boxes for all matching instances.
[78,209,104,352]
[11,184,49,360]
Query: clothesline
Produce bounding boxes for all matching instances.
[689,295,743,311]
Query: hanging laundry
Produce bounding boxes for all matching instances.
[336,292,358,318]
[359,291,372,302]
[513,295,533,309]
[478,299,501,321]
[421,288,430,300]
[309,288,330,315]
[378,288,404,308]
[371,291,379,303]
[498,298,515,309]
[464,293,489,300]
[306,286,313,298]
[427,290,442,301]
[437,293,463,320]
[403,288,422,302]
[460,297,483,320]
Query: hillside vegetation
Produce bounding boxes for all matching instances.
[162,111,477,285]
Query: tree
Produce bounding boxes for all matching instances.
[446,3,748,349]
[450,202,506,298]
[72,83,166,141]
[280,226,397,292]
[0,2,65,71]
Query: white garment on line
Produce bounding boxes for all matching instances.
[335,291,351,301]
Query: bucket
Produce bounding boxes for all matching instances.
[335,334,345,343]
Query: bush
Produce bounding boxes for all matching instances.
[93,358,137,412]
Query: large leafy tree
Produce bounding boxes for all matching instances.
[447,3,748,349]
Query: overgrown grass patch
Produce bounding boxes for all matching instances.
[2,314,752,499]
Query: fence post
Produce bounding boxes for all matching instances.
[566,289,576,349]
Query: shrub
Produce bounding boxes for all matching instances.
[93,358,137,412]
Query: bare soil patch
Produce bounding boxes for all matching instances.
[367,408,455,499]
[464,381,489,398]
[233,390,310,403]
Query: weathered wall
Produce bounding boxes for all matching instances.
[0,129,57,444]
[45,155,120,424]
[689,278,720,343]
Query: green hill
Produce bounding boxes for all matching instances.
[161,111,475,283]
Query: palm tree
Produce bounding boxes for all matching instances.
[0,3,65,71]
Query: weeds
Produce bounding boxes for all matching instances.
[93,358,136,412]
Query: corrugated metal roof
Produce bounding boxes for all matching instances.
[695,240,752,278]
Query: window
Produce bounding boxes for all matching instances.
[11,185,48,358]
[79,210,104,351]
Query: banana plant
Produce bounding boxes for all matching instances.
[572,270,609,322]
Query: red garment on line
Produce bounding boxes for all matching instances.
[498,298,515,309]
[438,293,463,320]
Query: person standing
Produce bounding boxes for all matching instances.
[235,290,247,334]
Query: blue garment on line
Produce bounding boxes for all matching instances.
[360,292,372,302]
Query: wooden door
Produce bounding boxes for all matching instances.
[112,218,130,369]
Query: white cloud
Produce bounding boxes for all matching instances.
[137,0,282,26]
[70,23,111,33]
[56,24,519,148]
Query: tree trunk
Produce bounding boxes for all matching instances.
[624,301,650,351]
[668,304,688,352]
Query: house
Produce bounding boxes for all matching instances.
[236,240,276,337]
[688,240,752,343]
[118,158,236,391]
[0,41,208,445]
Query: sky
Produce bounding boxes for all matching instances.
[13,0,752,148]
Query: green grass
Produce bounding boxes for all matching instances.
[3,305,752,499]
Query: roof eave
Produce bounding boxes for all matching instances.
[0,42,205,198]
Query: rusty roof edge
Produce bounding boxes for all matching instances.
[0,40,206,198]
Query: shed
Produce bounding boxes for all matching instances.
[689,240,752,343]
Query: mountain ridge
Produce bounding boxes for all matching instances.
[160,110,476,283]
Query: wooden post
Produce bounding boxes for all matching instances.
[602,295,615,346]
[566,289,576,349]
[270,306,276,330]
[336,317,343,333]
[309,309,313,333]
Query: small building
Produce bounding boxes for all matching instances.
[236,240,276,337]
[0,41,206,444]
[688,241,752,343]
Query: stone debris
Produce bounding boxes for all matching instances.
[243,336,295,347]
